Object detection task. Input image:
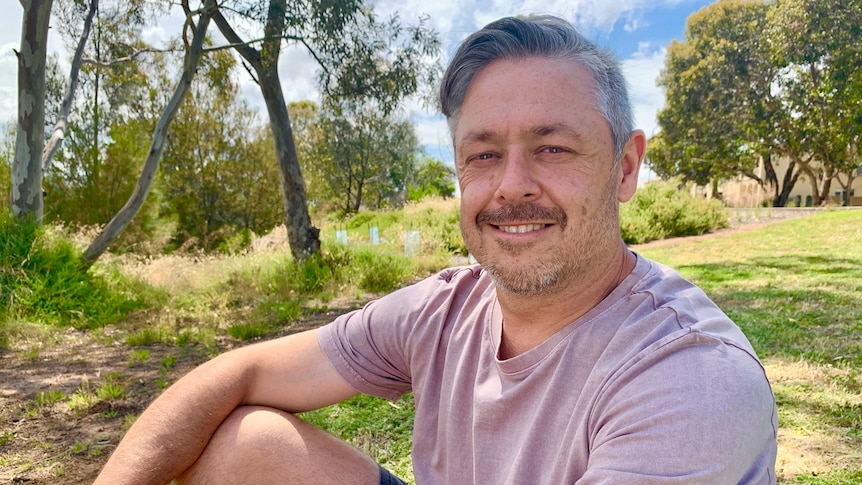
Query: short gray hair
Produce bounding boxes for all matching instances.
[439,15,634,161]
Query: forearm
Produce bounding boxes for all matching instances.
[94,352,253,485]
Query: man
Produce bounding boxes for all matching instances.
[95,15,777,484]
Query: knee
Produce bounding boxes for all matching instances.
[177,406,303,484]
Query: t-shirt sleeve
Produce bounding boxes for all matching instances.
[317,268,472,401]
[580,329,778,484]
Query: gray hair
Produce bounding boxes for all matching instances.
[439,15,634,161]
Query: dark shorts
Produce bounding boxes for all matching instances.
[378,464,407,485]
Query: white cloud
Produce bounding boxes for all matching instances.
[622,42,666,138]
[0,43,17,125]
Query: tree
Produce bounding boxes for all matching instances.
[43,3,164,243]
[318,99,420,213]
[656,0,862,207]
[655,0,792,203]
[212,1,440,258]
[12,0,54,221]
[408,155,456,202]
[162,50,283,250]
[769,0,862,205]
[82,0,217,263]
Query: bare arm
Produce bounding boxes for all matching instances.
[93,329,358,485]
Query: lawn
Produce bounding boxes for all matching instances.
[637,209,862,483]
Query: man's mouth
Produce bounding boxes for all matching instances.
[496,223,547,234]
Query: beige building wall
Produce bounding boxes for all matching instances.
[719,156,862,207]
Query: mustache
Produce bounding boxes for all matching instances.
[476,203,568,229]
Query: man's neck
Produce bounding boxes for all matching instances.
[495,243,636,359]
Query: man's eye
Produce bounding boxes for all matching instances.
[470,153,495,162]
[544,147,566,154]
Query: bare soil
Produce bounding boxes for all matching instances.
[0,209,822,484]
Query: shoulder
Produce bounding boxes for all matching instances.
[586,328,777,482]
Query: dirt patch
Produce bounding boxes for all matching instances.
[0,303,359,484]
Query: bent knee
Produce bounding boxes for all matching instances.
[178,406,379,484]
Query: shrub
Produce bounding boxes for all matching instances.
[621,179,729,245]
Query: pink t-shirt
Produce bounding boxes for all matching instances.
[318,254,777,484]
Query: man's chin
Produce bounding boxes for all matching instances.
[482,261,564,297]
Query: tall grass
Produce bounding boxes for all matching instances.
[0,212,153,336]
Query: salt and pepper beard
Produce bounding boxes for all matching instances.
[463,169,622,297]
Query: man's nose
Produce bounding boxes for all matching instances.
[494,151,541,205]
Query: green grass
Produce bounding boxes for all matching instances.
[637,209,862,482]
[302,394,416,482]
[637,210,862,366]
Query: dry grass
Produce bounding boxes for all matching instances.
[765,358,862,480]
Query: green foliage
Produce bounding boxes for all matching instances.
[0,214,150,332]
[655,0,862,207]
[0,124,12,211]
[126,327,167,347]
[348,247,414,294]
[316,100,421,213]
[162,51,283,252]
[620,179,729,244]
[408,156,456,201]
[35,390,66,407]
[227,322,273,341]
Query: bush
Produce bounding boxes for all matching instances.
[621,179,729,245]
[0,213,151,332]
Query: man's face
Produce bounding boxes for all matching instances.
[454,57,639,296]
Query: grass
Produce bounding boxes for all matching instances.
[636,209,862,483]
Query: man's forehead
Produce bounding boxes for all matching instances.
[458,123,586,145]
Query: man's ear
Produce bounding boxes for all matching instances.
[617,129,646,203]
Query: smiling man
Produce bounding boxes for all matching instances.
[95,15,777,485]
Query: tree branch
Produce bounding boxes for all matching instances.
[42,0,98,172]
[80,47,175,68]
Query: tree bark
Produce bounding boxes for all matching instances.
[259,69,320,258]
[83,0,214,265]
[11,0,54,221]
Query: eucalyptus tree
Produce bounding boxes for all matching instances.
[212,1,441,258]
[162,50,283,250]
[43,0,165,239]
[318,98,420,213]
[83,0,218,264]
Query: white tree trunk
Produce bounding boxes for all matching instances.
[41,0,98,173]
[11,0,54,221]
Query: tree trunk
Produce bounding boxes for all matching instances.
[212,0,319,259]
[11,0,54,221]
[42,0,97,173]
[775,160,799,207]
[259,69,320,258]
[83,0,214,265]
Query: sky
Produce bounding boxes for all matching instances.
[0,0,715,182]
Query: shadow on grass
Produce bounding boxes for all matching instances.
[675,255,862,366]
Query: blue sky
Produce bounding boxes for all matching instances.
[0,0,714,180]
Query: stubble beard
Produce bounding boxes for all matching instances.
[463,185,620,297]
